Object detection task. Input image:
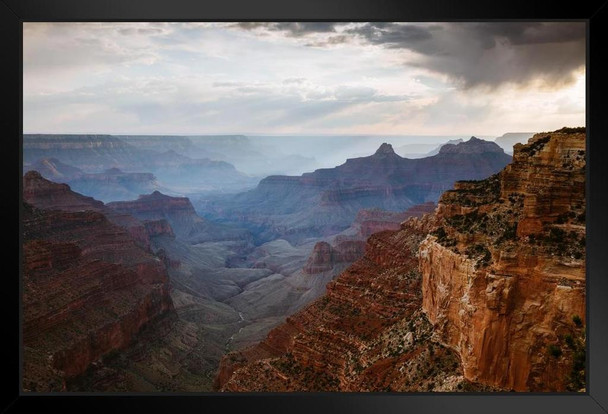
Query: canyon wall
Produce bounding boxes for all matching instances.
[107,191,251,244]
[203,139,511,243]
[215,215,486,392]
[215,129,586,392]
[22,175,175,392]
[303,203,435,275]
[421,129,586,391]
[23,171,153,250]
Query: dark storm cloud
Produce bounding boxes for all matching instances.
[346,22,586,89]
[471,22,585,46]
[236,22,585,89]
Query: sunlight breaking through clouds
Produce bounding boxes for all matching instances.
[23,22,585,136]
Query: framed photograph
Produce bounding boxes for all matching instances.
[5,0,608,413]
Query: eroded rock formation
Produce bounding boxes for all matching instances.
[303,203,435,275]
[215,129,586,392]
[204,139,511,243]
[421,129,586,391]
[215,215,487,392]
[107,191,251,244]
[22,202,174,392]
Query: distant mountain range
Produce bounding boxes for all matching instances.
[395,138,464,158]
[23,158,170,202]
[23,134,260,196]
[201,137,512,243]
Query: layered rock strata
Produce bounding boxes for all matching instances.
[215,128,585,393]
[421,129,586,391]
[22,202,174,392]
[23,171,153,249]
[215,215,488,392]
[107,191,251,244]
[205,139,511,243]
[303,203,435,275]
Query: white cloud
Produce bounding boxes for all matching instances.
[23,22,585,136]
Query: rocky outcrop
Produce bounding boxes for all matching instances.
[302,241,335,274]
[303,203,436,275]
[215,129,585,393]
[107,191,251,244]
[215,214,493,392]
[301,240,367,275]
[23,171,153,250]
[22,202,175,392]
[421,129,586,391]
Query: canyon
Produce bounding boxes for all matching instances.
[22,195,175,392]
[23,134,259,196]
[22,172,255,391]
[216,128,586,392]
[21,129,585,393]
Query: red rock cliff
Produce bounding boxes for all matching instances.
[303,203,436,275]
[421,129,586,391]
[22,182,175,391]
[214,129,585,393]
[23,171,153,250]
[215,214,486,392]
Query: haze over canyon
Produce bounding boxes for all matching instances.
[21,128,586,392]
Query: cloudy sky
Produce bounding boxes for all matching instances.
[23,22,585,136]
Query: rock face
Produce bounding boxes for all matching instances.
[107,191,251,244]
[215,215,486,392]
[23,171,153,250]
[421,129,586,391]
[215,128,585,393]
[302,241,335,274]
[203,138,511,243]
[22,201,174,392]
[303,203,436,275]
